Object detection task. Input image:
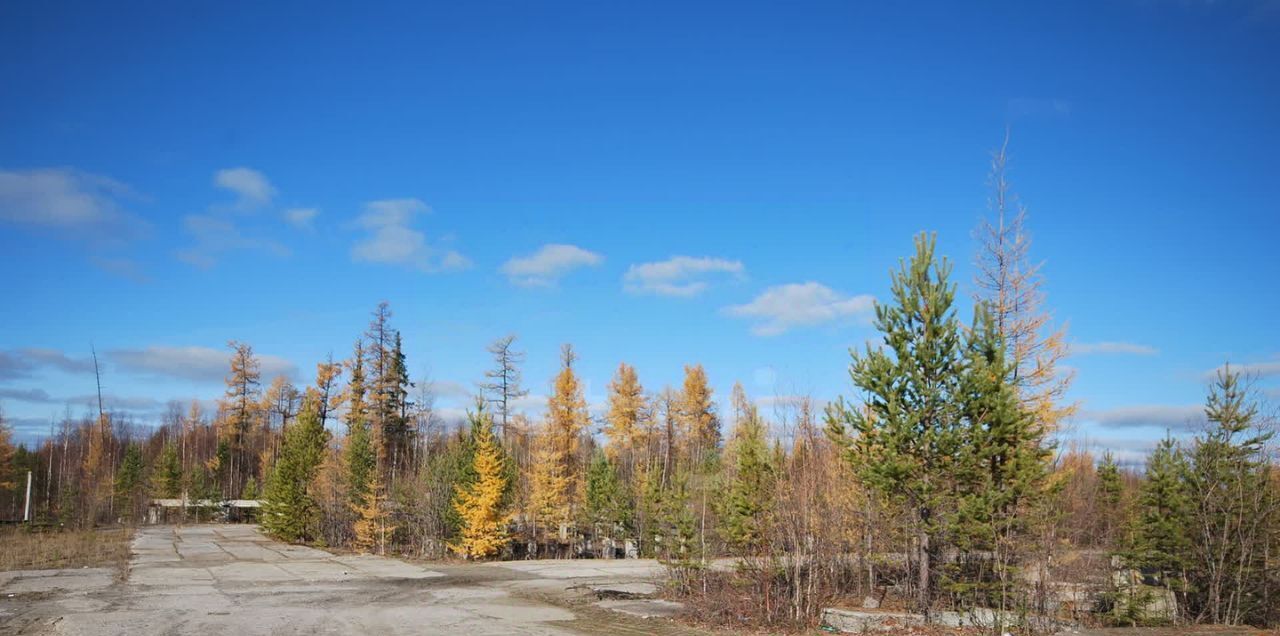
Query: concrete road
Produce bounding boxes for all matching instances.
[0,525,704,636]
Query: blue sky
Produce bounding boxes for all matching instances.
[2,1,1277,462]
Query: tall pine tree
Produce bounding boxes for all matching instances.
[828,233,965,616]
[262,395,330,543]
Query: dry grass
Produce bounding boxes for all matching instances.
[0,525,133,572]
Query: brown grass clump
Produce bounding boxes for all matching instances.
[0,525,133,571]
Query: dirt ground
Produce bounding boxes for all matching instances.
[0,524,712,635]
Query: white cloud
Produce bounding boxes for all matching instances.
[283,207,319,230]
[1082,404,1205,432]
[0,167,148,244]
[1070,341,1159,356]
[1204,359,1280,381]
[214,167,275,208]
[725,282,875,336]
[429,380,474,402]
[511,393,549,413]
[501,244,603,287]
[107,345,298,383]
[177,168,294,268]
[350,199,470,273]
[176,214,289,269]
[623,255,744,297]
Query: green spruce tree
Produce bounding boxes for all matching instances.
[152,442,183,499]
[584,450,632,548]
[262,395,331,543]
[719,406,775,554]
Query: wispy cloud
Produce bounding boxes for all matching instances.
[1070,341,1159,356]
[0,351,30,381]
[178,167,300,268]
[501,243,603,287]
[429,380,474,402]
[0,387,160,413]
[350,199,470,273]
[0,168,151,280]
[214,167,276,209]
[107,345,298,383]
[0,387,55,403]
[623,256,744,297]
[1203,359,1280,381]
[176,213,289,269]
[1082,404,1204,432]
[15,348,96,374]
[0,348,95,380]
[284,207,319,230]
[725,282,874,336]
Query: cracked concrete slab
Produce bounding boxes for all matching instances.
[0,525,710,635]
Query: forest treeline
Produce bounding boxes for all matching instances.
[0,145,1276,633]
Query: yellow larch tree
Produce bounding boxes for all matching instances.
[531,344,589,540]
[974,134,1074,430]
[352,475,395,555]
[678,364,719,460]
[603,362,647,463]
[449,419,510,559]
[528,426,571,534]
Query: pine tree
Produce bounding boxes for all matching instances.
[1184,366,1276,625]
[635,464,665,557]
[1136,435,1189,588]
[345,419,376,508]
[584,451,632,546]
[262,395,330,543]
[450,414,510,559]
[951,303,1052,624]
[384,331,413,471]
[1098,451,1125,544]
[114,444,145,521]
[719,403,774,553]
[153,442,183,498]
[658,469,702,584]
[241,476,259,500]
[827,233,965,615]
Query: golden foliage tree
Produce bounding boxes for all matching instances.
[449,418,510,559]
[604,362,647,462]
[352,475,395,555]
[679,364,719,460]
[973,134,1074,429]
[535,344,589,527]
[529,426,572,530]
